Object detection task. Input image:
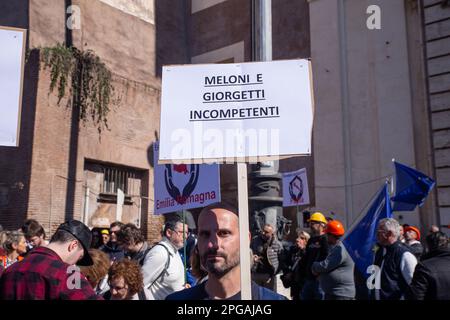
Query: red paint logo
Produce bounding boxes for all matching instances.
[173,164,189,175]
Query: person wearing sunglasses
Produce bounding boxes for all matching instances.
[99,221,125,263]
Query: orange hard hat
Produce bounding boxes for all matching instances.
[325,220,345,237]
[404,226,421,240]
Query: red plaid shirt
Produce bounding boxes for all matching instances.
[0,246,103,300]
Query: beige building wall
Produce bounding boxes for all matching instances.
[310,0,437,230]
[423,0,450,231]
[98,0,155,24]
[0,0,175,241]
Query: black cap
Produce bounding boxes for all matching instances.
[56,220,93,266]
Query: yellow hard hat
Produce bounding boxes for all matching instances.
[308,212,327,224]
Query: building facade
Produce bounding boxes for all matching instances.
[180,0,450,232]
[310,0,449,231]
[0,0,171,240]
[0,0,449,241]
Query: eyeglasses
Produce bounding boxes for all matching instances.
[108,283,128,293]
[173,229,189,237]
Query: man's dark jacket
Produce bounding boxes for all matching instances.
[99,241,125,262]
[297,234,328,281]
[406,248,450,300]
[251,235,283,275]
[373,241,412,300]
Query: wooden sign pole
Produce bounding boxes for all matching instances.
[237,163,252,300]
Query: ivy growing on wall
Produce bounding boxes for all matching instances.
[37,44,118,134]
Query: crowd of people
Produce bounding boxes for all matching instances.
[251,211,450,300]
[0,203,449,300]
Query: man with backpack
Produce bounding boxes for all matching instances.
[116,221,188,300]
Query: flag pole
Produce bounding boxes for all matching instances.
[237,163,252,300]
[391,158,396,197]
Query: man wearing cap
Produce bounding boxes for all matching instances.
[311,220,355,300]
[100,229,110,246]
[297,212,329,300]
[0,220,102,300]
[404,226,424,260]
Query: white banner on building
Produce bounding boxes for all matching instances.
[0,26,26,147]
[153,142,221,214]
[282,168,310,207]
[99,0,155,24]
[159,59,314,163]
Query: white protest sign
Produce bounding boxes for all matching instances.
[0,26,26,147]
[282,168,310,207]
[153,142,221,214]
[159,59,314,163]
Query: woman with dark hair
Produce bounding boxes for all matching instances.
[105,259,150,300]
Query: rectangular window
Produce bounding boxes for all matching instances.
[101,166,141,196]
[84,161,143,201]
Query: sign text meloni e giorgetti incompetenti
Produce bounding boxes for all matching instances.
[190,73,280,122]
[159,60,314,162]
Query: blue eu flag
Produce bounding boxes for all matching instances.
[343,183,392,278]
[391,161,435,211]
